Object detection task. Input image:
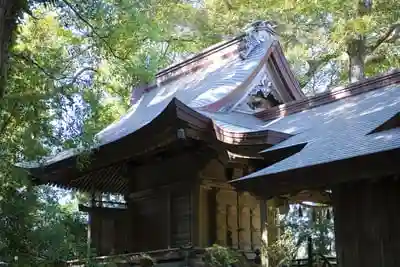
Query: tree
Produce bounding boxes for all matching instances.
[0,1,202,264]
[195,0,400,89]
[0,7,93,264]
[283,204,335,257]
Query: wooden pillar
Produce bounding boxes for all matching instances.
[87,192,95,260]
[87,214,92,258]
[332,176,400,267]
[126,176,136,252]
[208,187,218,246]
[259,199,268,267]
[307,236,313,267]
[266,198,280,245]
[191,182,200,246]
[260,198,280,267]
[166,188,171,248]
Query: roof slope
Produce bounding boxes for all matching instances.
[98,37,271,145]
[232,70,400,196]
[17,21,305,191]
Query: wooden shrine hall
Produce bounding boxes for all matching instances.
[17,20,400,267]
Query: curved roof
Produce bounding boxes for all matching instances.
[98,37,273,145]
[17,25,303,192]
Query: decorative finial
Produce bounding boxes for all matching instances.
[239,20,277,60]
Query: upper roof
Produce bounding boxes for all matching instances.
[17,21,305,192]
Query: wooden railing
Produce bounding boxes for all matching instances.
[66,247,185,266]
[66,247,263,266]
[65,246,337,267]
[291,255,337,267]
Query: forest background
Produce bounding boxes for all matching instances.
[0,0,398,265]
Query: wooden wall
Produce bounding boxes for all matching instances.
[129,194,169,251]
[196,159,262,250]
[89,207,131,255]
[332,176,400,267]
[197,184,262,250]
[87,156,265,255]
[127,183,194,252]
[88,184,195,255]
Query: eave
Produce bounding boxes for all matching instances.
[20,98,292,193]
[231,147,400,199]
[255,70,400,121]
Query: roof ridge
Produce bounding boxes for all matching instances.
[155,21,278,79]
[156,35,243,78]
[130,20,279,106]
[130,36,243,106]
[255,69,400,120]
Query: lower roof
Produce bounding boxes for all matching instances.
[17,98,290,192]
[17,65,400,195]
[231,71,400,197]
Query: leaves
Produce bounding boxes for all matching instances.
[198,0,400,89]
[203,245,239,267]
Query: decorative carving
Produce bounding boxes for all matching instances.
[239,20,277,60]
[247,76,282,110]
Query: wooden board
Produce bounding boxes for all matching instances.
[87,207,130,255]
[332,176,400,267]
[170,191,192,247]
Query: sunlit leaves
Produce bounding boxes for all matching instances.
[200,0,400,89]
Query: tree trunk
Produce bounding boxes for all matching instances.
[0,0,20,100]
[347,37,366,83]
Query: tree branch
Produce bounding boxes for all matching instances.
[299,51,341,87]
[365,54,386,65]
[6,54,97,100]
[12,52,59,80]
[305,52,340,77]
[161,42,170,61]
[223,0,233,10]
[12,52,97,86]
[168,37,198,43]
[368,23,400,53]
[0,102,18,137]
[63,67,97,88]
[61,0,127,60]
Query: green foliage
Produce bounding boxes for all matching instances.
[197,0,400,91]
[283,205,335,256]
[0,7,94,264]
[203,245,239,267]
[262,230,298,267]
[0,184,87,265]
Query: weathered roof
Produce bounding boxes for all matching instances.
[21,22,400,196]
[231,71,400,197]
[17,22,305,192]
[98,38,271,145]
